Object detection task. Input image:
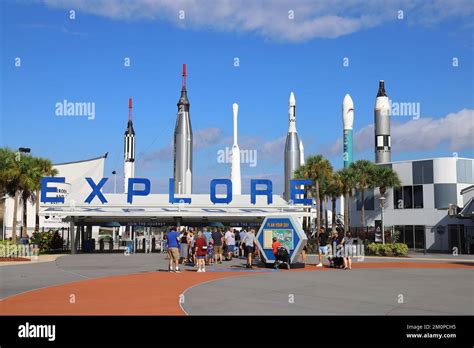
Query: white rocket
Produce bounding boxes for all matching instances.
[231,103,242,195]
[284,91,303,201]
[124,97,135,193]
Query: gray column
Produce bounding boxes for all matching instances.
[70,219,76,254]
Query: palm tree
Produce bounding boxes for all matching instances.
[339,167,356,232]
[295,155,333,237]
[327,171,344,233]
[2,149,32,242]
[373,165,401,243]
[32,157,58,233]
[351,160,376,229]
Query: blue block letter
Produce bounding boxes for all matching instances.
[127,178,151,203]
[210,179,233,204]
[290,179,313,205]
[41,177,66,203]
[250,179,273,205]
[85,177,108,204]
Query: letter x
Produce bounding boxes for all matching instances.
[85,177,108,204]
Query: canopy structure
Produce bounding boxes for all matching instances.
[40,194,312,253]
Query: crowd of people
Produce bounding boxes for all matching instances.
[164,226,260,272]
[164,225,356,273]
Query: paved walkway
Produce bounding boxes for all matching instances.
[0,253,472,315]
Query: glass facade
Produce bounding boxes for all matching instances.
[356,189,375,211]
[394,185,423,209]
[395,225,425,249]
[412,160,433,185]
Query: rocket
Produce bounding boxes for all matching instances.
[342,94,354,168]
[299,139,305,166]
[231,103,242,195]
[124,97,135,194]
[173,64,193,194]
[284,91,301,201]
[374,80,391,163]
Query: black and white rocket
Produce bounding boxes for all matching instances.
[124,97,135,193]
[284,92,303,201]
[374,80,391,163]
[173,64,193,194]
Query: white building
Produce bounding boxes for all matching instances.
[2,154,107,240]
[349,157,474,253]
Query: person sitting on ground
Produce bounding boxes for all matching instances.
[194,231,208,273]
[317,227,329,267]
[165,227,181,273]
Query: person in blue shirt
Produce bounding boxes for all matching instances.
[165,227,181,273]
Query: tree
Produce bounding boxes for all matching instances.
[339,167,356,233]
[372,165,401,243]
[32,158,58,233]
[295,155,333,237]
[0,148,58,242]
[326,171,344,233]
[351,160,376,229]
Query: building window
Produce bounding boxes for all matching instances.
[413,185,423,208]
[403,186,413,209]
[413,160,434,185]
[414,225,425,249]
[394,187,403,209]
[356,189,375,211]
[403,226,414,248]
[394,185,422,209]
[456,159,473,184]
[434,184,457,209]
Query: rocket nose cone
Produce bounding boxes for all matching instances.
[289,92,296,106]
[343,94,353,107]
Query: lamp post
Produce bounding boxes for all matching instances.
[379,195,386,244]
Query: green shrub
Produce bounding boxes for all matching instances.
[392,243,409,256]
[367,242,408,257]
[30,230,64,254]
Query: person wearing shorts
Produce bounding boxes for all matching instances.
[194,231,208,273]
[317,227,329,267]
[241,229,257,269]
[224,229,236,261]
[211,228,224,263]
[165,227,181,273]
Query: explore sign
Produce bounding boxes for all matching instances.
[41,177,313,205]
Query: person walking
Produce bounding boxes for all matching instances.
[241,229,257,269]
[342,231,354,270]
[239,229,247,259]
[178,228,188,265]
[187,230,195,265]
[224,228,236,261]
[194,231,208,272]
[165,227,181,273]
[211,227,224,264]
[316,227,329,267]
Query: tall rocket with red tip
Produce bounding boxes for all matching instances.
[173,64,193,194]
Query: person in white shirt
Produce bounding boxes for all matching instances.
[241,229,257,269]
[224,229,236,261]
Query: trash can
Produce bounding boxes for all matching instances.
[126,240,134,253]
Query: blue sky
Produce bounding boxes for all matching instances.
[1,0,473,194]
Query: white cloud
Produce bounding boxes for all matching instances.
[324,108,474,156]
[41,0,474,42]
